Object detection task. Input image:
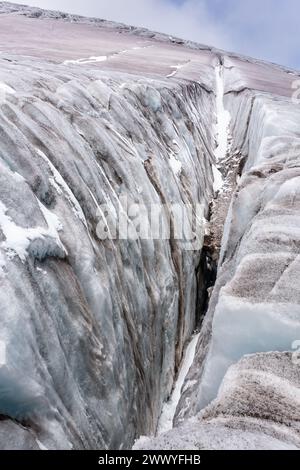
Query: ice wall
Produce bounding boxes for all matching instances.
[135,352,300,450]
[1,3,300,451]
[0,5,217,448]
[176,57,300,431]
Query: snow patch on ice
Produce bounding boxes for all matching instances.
[212,165,223,192]
[157,333,200,435]
[0,200,66,262]
[36,439,48,451]
[0,82,15,95]
[0,81,15,104]
[36,267,47,275]
[169,152,182,176]
[63,45,151,67]
[63,56,107,65]
[0,340,6,367]
[37,149,87,227]
[166,62,190,78]
[214,65,231,163]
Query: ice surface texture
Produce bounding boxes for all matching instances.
[135,353,300,450]
[177,77,300,424]
[0,2,217,450]
[134,37,300,452]
[0,2,300,450]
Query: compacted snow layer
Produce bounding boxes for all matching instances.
[136,353,300,450]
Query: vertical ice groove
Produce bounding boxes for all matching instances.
[157,333,200,435]
[36,149,87,227]
[213,64,231,192]
[155,62,232,437]
[214,64,231,162]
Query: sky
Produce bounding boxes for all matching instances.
[7,0,300,69]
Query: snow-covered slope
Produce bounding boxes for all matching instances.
[0,2,299,450]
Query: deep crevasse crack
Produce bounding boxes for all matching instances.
[155,64,232,437]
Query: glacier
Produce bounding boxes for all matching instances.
[0,2,299,450]
[135,353,300,450]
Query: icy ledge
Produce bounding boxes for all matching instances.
[134,352,300,450]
